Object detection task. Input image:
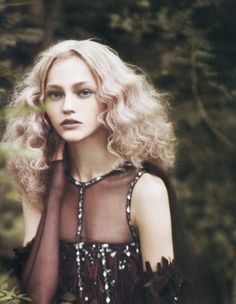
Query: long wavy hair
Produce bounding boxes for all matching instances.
[2,39,176,206]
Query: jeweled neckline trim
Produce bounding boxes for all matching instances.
[66,162,133,187]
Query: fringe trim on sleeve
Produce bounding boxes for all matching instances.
[140,257,187,304]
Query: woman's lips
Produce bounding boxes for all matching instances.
[61,119,82,129]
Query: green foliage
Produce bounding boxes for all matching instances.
[0,1,235,303]
[0,280,31,303]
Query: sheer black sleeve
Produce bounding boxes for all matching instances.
[17,160,66,304]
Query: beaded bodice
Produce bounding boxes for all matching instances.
[56,163,145,303]
[11,162,188,304]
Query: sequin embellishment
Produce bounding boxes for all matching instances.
[66,165,145,303]
[126,169,145,244]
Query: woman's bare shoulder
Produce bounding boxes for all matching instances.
[22,196,43,246]
[131,171,170,227]
[133,172,168,204]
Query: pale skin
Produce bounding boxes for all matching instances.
[22,55,174,270]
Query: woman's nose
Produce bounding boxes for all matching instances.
[62,93,75,113]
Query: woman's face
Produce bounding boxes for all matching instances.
[44,55,106,143]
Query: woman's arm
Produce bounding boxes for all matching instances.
[20,161,66,304]
[21,137,65,247]
[16,139,66,304]
[132,173,174,269]
[131,173,186,303]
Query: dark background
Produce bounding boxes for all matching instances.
[0,1,235,303]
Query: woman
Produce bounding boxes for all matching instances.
[4,40,190,303]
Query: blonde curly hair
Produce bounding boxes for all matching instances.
[2,39,176,206]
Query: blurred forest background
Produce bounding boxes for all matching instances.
[0,0,235,303]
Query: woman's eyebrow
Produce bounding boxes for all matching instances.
[45,84,62,90]
[46,81,95,89]
[72,81,96,88]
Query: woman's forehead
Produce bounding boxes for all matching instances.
[46,56,97,87]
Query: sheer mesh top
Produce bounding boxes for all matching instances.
[61,162,143,245]
[11,161,187,304]
[57,163,145,303]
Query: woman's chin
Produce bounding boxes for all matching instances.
[62,136,83,143]
[60,132,90,143]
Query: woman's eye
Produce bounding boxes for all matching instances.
[47,91,63,100]
[78,89,93,98]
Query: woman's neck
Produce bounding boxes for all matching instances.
[67,129,119,182]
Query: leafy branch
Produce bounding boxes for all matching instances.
[191,49,236,150]
[0,280,31,303]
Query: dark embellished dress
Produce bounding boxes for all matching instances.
[11,161,186,304]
